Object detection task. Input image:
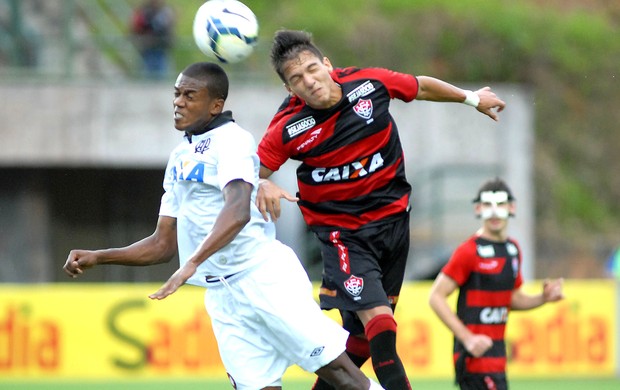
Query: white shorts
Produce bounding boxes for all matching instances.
[204,240,349,390]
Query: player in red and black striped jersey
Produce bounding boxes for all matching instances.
[260,64,414,230]
[429,178,564,390]
[256,30,506,390]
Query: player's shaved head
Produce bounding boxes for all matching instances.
[180,62,229,100]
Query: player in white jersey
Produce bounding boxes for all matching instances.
[63,62,383,390]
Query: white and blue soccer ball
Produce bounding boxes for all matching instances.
[192,0,259,64]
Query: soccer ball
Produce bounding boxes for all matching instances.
[192,0,259,64]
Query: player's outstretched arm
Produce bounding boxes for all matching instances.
[63,249,99,278]
[542,278,565,302]
[415,76,506,121]
[474,86,506,121]
[63,216,178,278]
[511,278,565,310]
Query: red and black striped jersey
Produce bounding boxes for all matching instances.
[257,67,419,230]
[442,235,523,374]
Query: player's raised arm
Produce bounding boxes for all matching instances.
[416,76,506,121]
[63,216,177,278]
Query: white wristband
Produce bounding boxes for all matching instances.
[463,90,480,108]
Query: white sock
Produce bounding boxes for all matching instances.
[368,378,385,390]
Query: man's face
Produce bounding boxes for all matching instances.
[173,73,222,133]
[476,191,515,235]
[282,50,341,110]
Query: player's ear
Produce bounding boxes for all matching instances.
[474,203,482,219]
[210,98,225,115]
[508,202,516,217]
[323,57,333,72]
[284,83,296,97]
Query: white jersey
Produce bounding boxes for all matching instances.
[156,114,357,389]
[158,118,276,287]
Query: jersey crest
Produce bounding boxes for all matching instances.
[194,138,211,154]
[353,98,373,121]
[344,275,364,298]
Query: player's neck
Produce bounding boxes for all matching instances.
[476,227,507,242]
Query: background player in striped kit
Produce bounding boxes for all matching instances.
[63,62,383,390]
[256,29,506,390]
[428,178,564,390]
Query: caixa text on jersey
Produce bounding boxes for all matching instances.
[311,152,384,182]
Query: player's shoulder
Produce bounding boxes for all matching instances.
[227,119,250,133]
[215,121,255,143]
[332,66,363,79]
[505,237,522,254]
[462,234,481,248]
[452,235,480,257]
[332,66,382,82]
[506,236,520,246]
[276,94,305,115]
[267,95,307,132]
[168,134,190,156]
[332,66,401,82]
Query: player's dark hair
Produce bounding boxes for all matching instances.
[472,177,516,202]
[181,62,229,100]
[270,29,324,82]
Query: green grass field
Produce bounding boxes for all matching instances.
[1,378,619,390]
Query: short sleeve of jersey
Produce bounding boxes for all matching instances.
[334,67,419,102]
[513,239,524,289]
[159,150,179,218]
[257,97,301,172]
[257,123,289,172]
[371,68,419,102]
[217,127,257,190]
[441,239,477,286]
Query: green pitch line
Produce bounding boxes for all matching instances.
[1,378,620,390]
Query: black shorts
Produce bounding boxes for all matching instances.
[314,213,410,335]
[457,373,507,390]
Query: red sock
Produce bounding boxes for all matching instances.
[346,334,371,365]
[365,314,411,390]
[312,335,370,390]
